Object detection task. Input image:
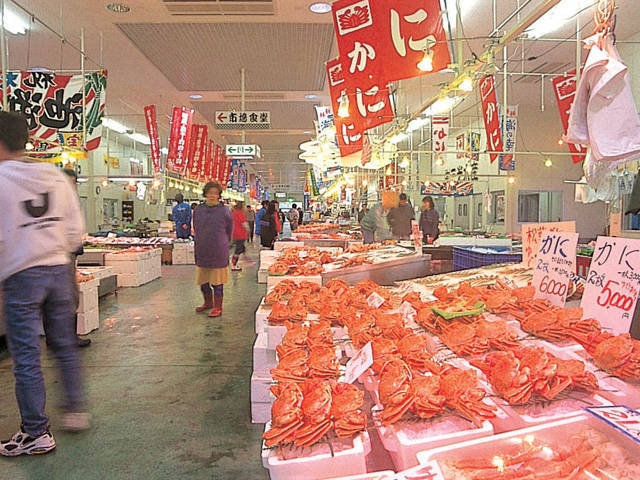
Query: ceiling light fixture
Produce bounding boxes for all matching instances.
[458,74,474,92]
[434,156,444,167]
[337,90,350,118]
[417,47,434,72]
[305,94,318,100]
[544,157,553,168]
[309,2,332,14]
[507,175,516,185]
[525,0,590,39]
[106,3,131,13]
[102,118,129,134]
[2,10,29,35]
[189,94,203,100]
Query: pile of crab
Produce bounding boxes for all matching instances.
[266,246,337,276]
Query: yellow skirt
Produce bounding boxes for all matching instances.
[195,266,228,286]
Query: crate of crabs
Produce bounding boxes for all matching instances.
[413,412,640,480]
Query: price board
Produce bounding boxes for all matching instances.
[531,231,578,307]
[521,221,576,269]
[343,342,373,384]
[586,405,640,445]
[580,236,640,334]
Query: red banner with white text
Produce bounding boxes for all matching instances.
[552,71,586,164]
[213,144,223,183]
[185,124,208,181]
[201,139,215,182]
[332,0,450,84]
[327,58,364,157]
[144,105,162,174]
[166,106,194,175]
[479,75,503,163]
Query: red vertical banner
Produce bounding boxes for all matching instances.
[326,58,364,157]
[214,144,223,182]
[221,152,232,187]
[479,75,503,163]
[185,124,207,181]
[431,116,449,154]
[144,105,162,174]
[332,0,451,83]
[166,106,194,175]
[201,139,215,182]
[552,71,586,164]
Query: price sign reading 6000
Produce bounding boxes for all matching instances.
[539,275,568,298]
[596,280,635,311]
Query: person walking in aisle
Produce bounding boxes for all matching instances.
[172,193,192,239]
[193,181,233,317]
[275,201,285,235]
[245,205,255,243]
[259,200,279,250]
[287,203,300,231]
[387,193,415,240]
[360,193,398,244]
[254,200,268,244]
[419,196,440,244]
[0,111,89,457]
[230,201,253,271]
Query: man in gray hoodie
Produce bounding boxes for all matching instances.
[0,111,89,457]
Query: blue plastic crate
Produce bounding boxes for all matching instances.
[452,246,522,271]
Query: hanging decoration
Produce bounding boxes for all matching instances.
[144,105,162,174]
[479,75,504,163]
[499,105,518,171]
[551,71,586,164]
[0,70,107,159]
[166,106,194,175]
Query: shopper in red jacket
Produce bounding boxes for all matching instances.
[231,201,251,271]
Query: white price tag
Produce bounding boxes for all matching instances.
[531,230,578,307]
[367,291,385,308]
[399,301,417,321]
[586,405,640,444]
[343,342,373,384]
[298,250,308,259]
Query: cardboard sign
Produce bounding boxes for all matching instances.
[411,220,422,252]
[521,221,576,269]
[531,231,579,307]
[586,405,640,445]
[580,236,640,334]
[343,342,373,384]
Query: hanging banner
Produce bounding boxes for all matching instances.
[221,152,232,187]
[468,131,481,161]
[315,105,334,136]
[581,236,640,334]
[521,221,576,269]
[531,231,579,308]
[326,58,364,157]
[238,163,247,193]
[420,180,473,196]
[0,70,107,156]
[144,105,162,174]
[166,106,194,175]
[332,0,451,84]
[552,70,586,164]
[309,169,320,196]
[185,124,207,181]
[361,134,372,166]
[432,116,449,154]
[499,105,518,171]
[456,133,465,159]
[202,139,215,182]
[230,159,239,190]
[479,75,503,163]
[213,144,223,183]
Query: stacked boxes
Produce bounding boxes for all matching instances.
[77,278,100,335]
[105,248,162,287]
[172,242,195,265]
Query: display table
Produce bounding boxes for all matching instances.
[323,252,431,286]
[104,248,162,287]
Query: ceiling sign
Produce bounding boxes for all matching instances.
[215,111,270,130]
[225,144,261,158]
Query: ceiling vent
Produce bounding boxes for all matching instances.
[222,92,286,100]
[162,0,274,16]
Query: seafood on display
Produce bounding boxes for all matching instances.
[573,331,640,382]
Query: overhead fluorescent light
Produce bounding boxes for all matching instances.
[388,132,408,145]
[2,10,29,35]
[525,0,592,39]
[309,2,331,14]
[189,94,203,99]
[127,132,151,145]
[102,118,129,134]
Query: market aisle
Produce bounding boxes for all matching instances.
[0,250,269,480]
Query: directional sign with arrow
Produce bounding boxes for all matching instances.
[225,144,261,158]
[215,111,270,130]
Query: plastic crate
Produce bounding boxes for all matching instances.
[452,246,522,271]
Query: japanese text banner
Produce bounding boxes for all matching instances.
[202,139,215,183]
[144,105,162,174]
[479,75,504,163]
[185,124,208,181]
[431,116,449,154]
[166,106,193,175]
[332,0,451,84]
[552,71,586,164]
[0,70,107,155]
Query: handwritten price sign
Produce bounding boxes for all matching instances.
[580,236,640,334]
[521,221,576,269]
[586,406,640,445]
[532,231,578,307]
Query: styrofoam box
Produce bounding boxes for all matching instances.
[257,269,268,284]
[266,274,322,291]
[253,332,277,371]
[325,471,395,480]
[251,370,275,404]
[252,401,271,424]
[273,241,304,251]
[255,298,270,333]
[77,278,100,313]
[415,413,640,477]
[77,307,99,335]
[262,425,371,480]
[77,266,114,280]
[374,411,494,471]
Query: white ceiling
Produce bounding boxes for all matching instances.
[4,0,639,191]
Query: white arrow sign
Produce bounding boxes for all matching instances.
[225,144,261,158]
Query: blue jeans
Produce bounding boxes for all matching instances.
[3,264,86,436]
[362,229,375,244]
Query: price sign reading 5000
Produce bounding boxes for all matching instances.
[596,280,635,311]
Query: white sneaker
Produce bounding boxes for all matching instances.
[0,428,56,456]
[61,412,91,432]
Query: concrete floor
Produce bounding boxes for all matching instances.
[0,244,269,480]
